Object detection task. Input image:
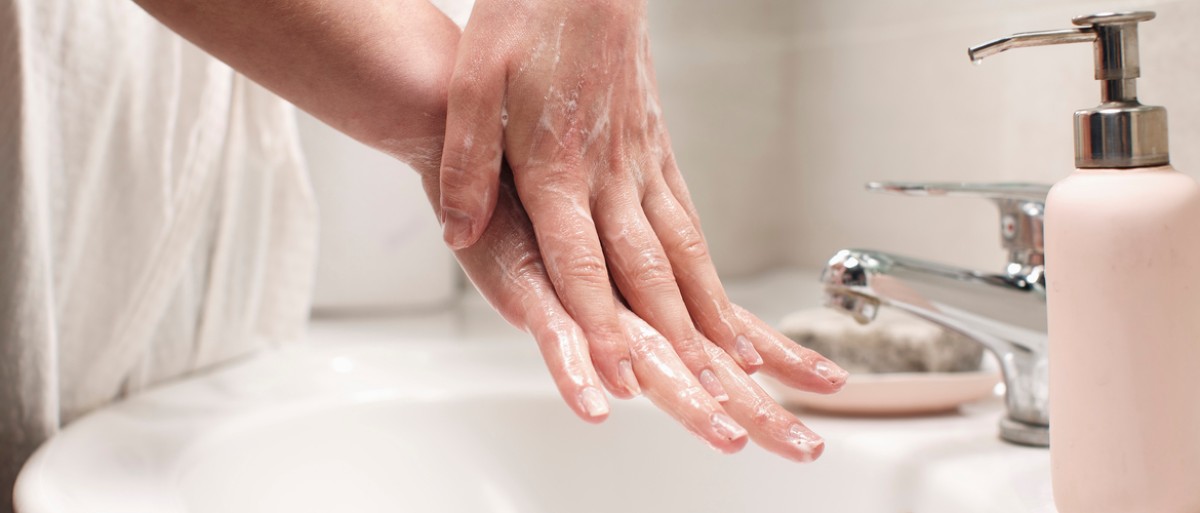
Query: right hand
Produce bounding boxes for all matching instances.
[435,2,851,455]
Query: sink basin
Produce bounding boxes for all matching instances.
[15,338,1056,513]
[15,272,1059,513]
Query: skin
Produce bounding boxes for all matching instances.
[437,0,824,408]
[131,0,848,461]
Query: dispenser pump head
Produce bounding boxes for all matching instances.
[969,12,1168,169]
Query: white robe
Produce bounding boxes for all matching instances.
[0,1,319,508]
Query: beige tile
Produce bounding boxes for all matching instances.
[653,37,795,276]
[650,0,798,42]
[788,18,1012,271]
[787,0,1199,272]
[646,0,1200,277]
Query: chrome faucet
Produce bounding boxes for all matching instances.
[820,182,1052,447]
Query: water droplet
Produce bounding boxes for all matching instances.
[972,58,983,67]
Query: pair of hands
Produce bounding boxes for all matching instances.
[431,0,846,461]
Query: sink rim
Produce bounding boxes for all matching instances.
[15,333,1055,513]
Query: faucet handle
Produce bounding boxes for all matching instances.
[866,182,1052,269]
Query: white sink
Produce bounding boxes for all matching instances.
[14,271,1059,513]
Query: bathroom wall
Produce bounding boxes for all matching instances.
[786,0,1200,274]
[303,0,800,304]
[652,0,1200,277]
[302,0,1199,308]
[649,0,800,277]
[300,112,457,313]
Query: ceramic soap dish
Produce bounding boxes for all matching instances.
[762,308,1000,416]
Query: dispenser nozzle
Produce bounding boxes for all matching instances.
[968,11,1155,103]
[967,11,1168,169]
[968,28,1096,63]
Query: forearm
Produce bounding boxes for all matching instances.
[132,0,459,171]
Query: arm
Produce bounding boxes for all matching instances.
[131,0,845,460]
[129,0,753,446]
[132,0,460,170]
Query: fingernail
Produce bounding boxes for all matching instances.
[710,412,747,441]
[579,386,609,418]
[734,335,763,366]
[441,208,475,249]
[618,359,641,396]
[699,368,729,402]
[815,360,849,386]
[788,424,824,462]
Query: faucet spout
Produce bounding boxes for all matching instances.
[822,249,1050,446]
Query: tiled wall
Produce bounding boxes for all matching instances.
[653,0,1200,277]
[305,0,1200,308]
[649,1,800,276]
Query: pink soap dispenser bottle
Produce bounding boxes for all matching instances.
[970,12,1200,513]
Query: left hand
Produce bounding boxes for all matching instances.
[427,166,845,462]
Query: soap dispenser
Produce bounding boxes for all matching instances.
[971,12,1200,513]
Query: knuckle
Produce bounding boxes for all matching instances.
[627,251,675,288]
[585,323,628,358]
[487,268,545,327]
[619,312,667,354]
[670,228,710,262]
[508,251,547,286]
[516,167,584,207]
[671,335,709,364]
[703,342,729,362]
[440,161,500,210]
[627,326,663,355]
[535,171,571,197]
[439,162,474,193]
[533,165,587,194]
[624,322,653,345]
[552,247,609,287]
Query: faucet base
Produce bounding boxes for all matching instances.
[999,417,1049,447]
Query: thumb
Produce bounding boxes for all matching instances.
[439,57,506,250]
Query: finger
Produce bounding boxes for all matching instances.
[703,343,826,462]
[513,167,639,399]
[733,304,849,393]
[618,308,747,453]
[659,152,704,230]
[641,177,763,371]
[654,154,841,392]
[592,185,726,398]
[526,280,612,423]
[439,53,506,250]
[448,177,611,422]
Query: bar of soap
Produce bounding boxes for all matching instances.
[778,308,983,374]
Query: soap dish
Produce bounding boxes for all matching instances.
[760,371,1000,416]
[765,307,999,415]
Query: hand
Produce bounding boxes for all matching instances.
[437,0,846,421]
[428,168,847,461]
